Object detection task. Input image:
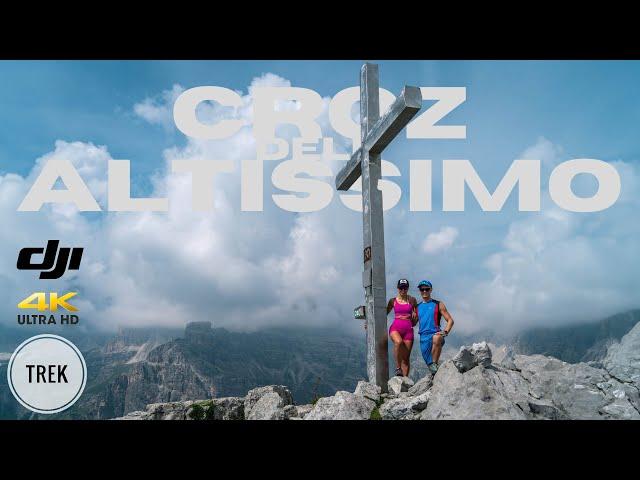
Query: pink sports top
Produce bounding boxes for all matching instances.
[393,298,413,322]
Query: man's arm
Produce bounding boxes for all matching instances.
[440,301,454,335]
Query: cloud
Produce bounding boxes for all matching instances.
[422,226,459,254]
[0,73,363,334]
[133,84,185,130]
[451,140,640,334]
[2,83,638,339]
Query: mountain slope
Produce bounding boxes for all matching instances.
[513,310,640,363]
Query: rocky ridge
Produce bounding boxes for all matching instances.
[115,322,640,420]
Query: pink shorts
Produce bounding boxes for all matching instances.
[389,320,414,341]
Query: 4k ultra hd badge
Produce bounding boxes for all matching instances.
[7,334,87,414]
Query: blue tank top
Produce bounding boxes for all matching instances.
[417,299,442,335]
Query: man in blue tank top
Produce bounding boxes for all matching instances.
[416,280,455,374]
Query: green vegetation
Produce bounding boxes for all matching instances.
[369,396,385,420]
[188,400,216,420]
[188,403,205,420]
[369,406,382,420]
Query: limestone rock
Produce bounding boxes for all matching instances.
[453,342,493,373]
[407,373,433,396]
[354,381,381,404]
[388,376,415,395]
[452,347,476,373]
[421,362,528,420]
[492,344,518,370]
[471,342,493,367]
[604,321,640,390]
[113,410,150,420]
[304,391,375,420]
[379,392,430,420]
[515,354,639,420]
[247,392,288,420]
[294,404,313,419]
[244,385,293,419]
[149,401,195,420]
[208,397,245,420]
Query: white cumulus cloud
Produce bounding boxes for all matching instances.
[133,84,185,130]
[2,82,638,338]
[422,226,459,254]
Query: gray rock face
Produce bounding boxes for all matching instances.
[471,342,492,367]
[304,391,375,420]
[244,385,293,420]
[422,362,528,420]
[207,397,245,420]
[247,392,288,420]
[491,344,517,370]
[453,342,493,373]
[407,373,433,396]
[380,392,430,420]
[452,347,476,373]
[388,376,415,395]
[114,396,246,420]
[354,381,382,404]
[515,354,640,420]
[605,321,640,390]
[293,404,313,419]
[115,400,195,420]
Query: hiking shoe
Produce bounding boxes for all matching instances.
[394,367,402,377]
[428,362,439,374]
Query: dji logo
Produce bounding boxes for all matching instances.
[17,240,83,280]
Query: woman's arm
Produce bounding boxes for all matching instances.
[386,298,394,315]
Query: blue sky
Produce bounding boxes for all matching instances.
[4,60,640,180]
[1,60,639,334]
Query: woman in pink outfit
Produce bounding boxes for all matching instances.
[387,278,418,377]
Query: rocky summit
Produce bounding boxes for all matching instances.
[115,322,640,420]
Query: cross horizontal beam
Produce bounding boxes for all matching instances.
[335,86,422,191]
[335,148,362,191]
[364,86,422,154]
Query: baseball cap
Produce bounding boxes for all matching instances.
[417,280,432,289]
[397,279,409,289]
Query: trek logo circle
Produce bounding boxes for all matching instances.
[7,334,87,414]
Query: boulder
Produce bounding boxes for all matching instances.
[407,373,433,396]
[421,362,528,420]
[354,381,382,404]
[205,397,244,420]
[471,342,493,367]
[388,376,415,395]
[452,347,476,373]
[379,392,430,420]
[304,391,375,420]
[244,385,293,419]
[293,404,313,419]
[453,342,493,373]
[247,392,288,420]
[492,344,517,370]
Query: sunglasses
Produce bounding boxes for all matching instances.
[419,288,432,292]
[398,286,408,290]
